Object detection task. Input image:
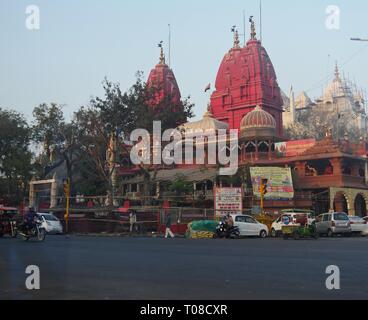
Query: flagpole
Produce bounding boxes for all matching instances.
[243,10,246,45]
[168,24,171,67]
[260,0,263,43]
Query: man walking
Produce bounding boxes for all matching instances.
[165,213,175,239]
[129,210,137,234]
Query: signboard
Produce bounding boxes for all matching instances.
[250,167,294,200]
[215,188,243,217]
[275,139,316,158]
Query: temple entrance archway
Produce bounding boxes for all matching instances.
[333,192,349,213]
[354,194,367,217]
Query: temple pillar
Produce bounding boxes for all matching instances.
[331,159,342,175]
[50,177,58,209]
[156,182,160,198]
[268,140,272,160]
[255,140,259,161]
[294,161,306,177]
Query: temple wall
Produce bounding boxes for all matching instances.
[330,187,368,215]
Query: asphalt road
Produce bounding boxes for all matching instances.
[0,236,367,300]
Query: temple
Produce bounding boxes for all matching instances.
[116,18,368,219]
[210,19,284,137]
[29,18,368,220]
[284,63,368,133]
[146,44,181,106]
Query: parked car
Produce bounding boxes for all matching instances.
[271,212,315,237]
[232,215,269,238]
[349,216,368,235]
[363,217,368,236]
[37,213,63,234]
[315,212,352,237]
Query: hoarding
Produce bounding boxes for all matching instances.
[250,167,294,200]
[275,139,316,157]
[214,188,243,216]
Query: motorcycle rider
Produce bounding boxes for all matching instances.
[223,214,234,230]
[24,207,37,231]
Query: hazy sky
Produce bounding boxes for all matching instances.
[1,0,367,121]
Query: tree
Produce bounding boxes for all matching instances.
[76,74,195,206]
[0,108,33,204]
[32,103,65,162]
[122,73,194,204]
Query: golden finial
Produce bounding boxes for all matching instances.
[158,41,165,65]
[249,16,257,40]
[231,26,240,48]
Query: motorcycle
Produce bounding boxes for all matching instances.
[214,221,240,239]
[17,218,47,242]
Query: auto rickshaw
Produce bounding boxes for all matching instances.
[282,214,319,240]
[0,206,18,238]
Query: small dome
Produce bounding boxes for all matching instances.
[180,107,229,133]
[240,106,276,138]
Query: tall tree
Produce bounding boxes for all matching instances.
[32,103,86,199]
[0,108,33,204]
[75,74,195,205]
[32,103,65,163]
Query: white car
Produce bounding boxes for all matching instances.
[232,215,269,238]
[37,213,63,234]
[349,216,368,235]
[271,212,315,237]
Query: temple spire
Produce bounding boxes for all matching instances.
[249,16,257,40]
[289,85,296,124]
[334,62,340,79]
[231,26,240,48]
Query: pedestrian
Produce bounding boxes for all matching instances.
[129,210,137,234]
[165,213,175,239]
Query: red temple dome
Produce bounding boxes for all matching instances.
[210,19,283,137]
[147,46,181,106]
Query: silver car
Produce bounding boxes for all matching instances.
[316,212,352,237]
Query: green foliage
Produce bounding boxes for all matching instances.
[2,71,196,202]
[167,174,194,196]
[32,103,65,148]
[0,108,33,204]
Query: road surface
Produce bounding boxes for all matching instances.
[0,236,367,300]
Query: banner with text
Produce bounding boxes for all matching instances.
[250,167,294,200]
[214,188,243,217]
